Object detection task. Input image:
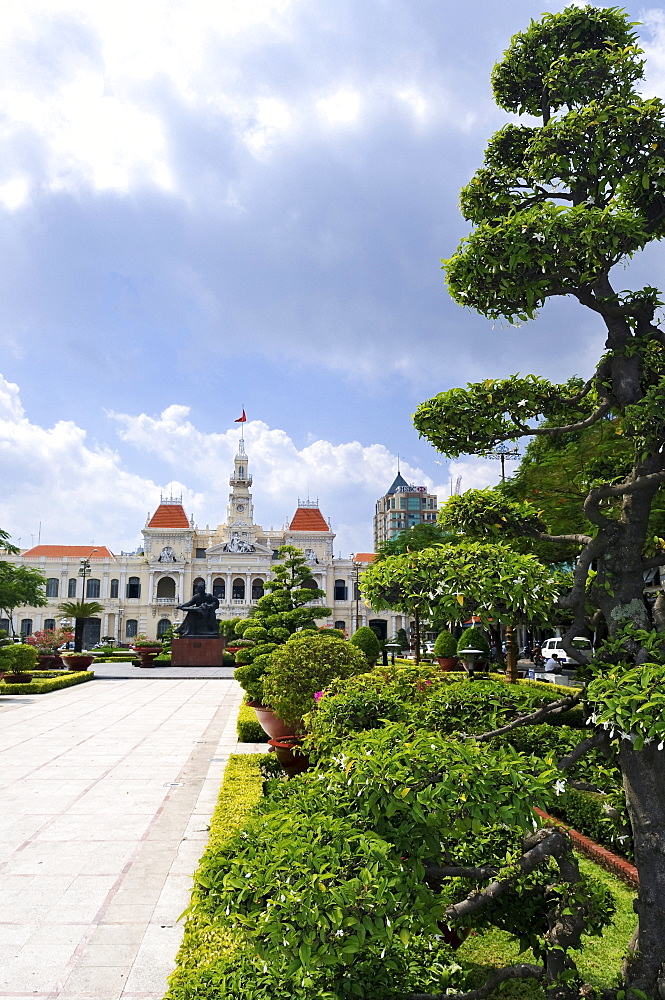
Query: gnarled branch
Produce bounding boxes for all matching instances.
[474,692,581,743]
[405,964,544,1000]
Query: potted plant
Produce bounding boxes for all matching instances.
[26,627,75,669]
[60,651,95,670]
[0,642,38,682]
[456,626,490,678]
[130,635,163,668]
[433,629,459,671]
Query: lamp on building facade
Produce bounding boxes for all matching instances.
[78,548,99,600]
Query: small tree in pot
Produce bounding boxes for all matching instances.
[433,629,459,670]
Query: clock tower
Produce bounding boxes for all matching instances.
[227,436,254,527]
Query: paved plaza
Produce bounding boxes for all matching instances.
[0,675,264,1000]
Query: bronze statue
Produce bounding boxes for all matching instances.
[176,583,220,637]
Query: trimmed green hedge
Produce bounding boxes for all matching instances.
[236,703,265,743]
[0,671,94,694]
[165,754,266,1000]
[549,788,634,860]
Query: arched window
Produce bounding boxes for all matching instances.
[251,579,264,600]
[44,619,56,631]
[20,619,32,636]
[0,618,10,633]
[156,577,176,599]
[45,578,59,598]
[302,577,317,590]
[126,577,141,598]
[212,578,225,599]
[86,578,100,599]
[192,577,205,592]
[67,578,77,598]
[232,578,245,600]
[157,618,171,637]
[110,579,119,598]
[334,579,348,601]
[126,619,138,638]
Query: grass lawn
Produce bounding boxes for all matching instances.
[459,856,636,997]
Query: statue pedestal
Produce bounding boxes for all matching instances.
[171,637,225,667]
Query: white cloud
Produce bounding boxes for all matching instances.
[0,375,201,550]
[316,88,363,126]
[1,377,449,557]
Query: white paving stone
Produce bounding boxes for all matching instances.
[0,676,252,999]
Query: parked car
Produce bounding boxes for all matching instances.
[540,636,593,665]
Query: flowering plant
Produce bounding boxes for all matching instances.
[25,627,74,653]
[131,634,163,648]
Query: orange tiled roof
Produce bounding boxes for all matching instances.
[289,507,330,532]
[147,504,190,528]
[353,552,375,563]
[22,545,114,559]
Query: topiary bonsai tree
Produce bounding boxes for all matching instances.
[0,642,38,675]
[433,629,457,660]
[233,546,332,705]
[261,633,368,733]
[348,625,382,666]
[456,626,490,659]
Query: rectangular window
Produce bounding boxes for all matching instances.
[110,579,119,598]
[407,498,421,511]
[195,548,206,559]
[86,579,100,599]
[68,578,77,598]
[400,497,406,509]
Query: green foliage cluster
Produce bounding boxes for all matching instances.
[0,670,94,694]
[0,561,47,620]
[0,643,38,672]
[360,541,561,626]
[456,626,490,656]
[233,546,332,705]
[548,788,633,860]
[236,703,265,743]
[433,629,457,658]
[262,633,368,732]
[348,626,382,665]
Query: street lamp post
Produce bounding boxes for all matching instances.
[487,443,520,482]
[78,548,99,601]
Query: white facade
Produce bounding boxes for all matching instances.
[1,438,410,646]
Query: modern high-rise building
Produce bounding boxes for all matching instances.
[373,471,438,550]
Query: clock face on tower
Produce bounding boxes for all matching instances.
[236,504,245,513]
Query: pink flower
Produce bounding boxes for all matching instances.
[314,691,323,703]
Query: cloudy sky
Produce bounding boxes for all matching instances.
[2,0,665,556]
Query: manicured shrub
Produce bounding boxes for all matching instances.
[548,788,634,860]
[236,703,265,743]
[261,634,368,732]
[433,629,457,657]
[308,686,409,743]
[349,625,382,665]
[0,643,38,672]
[456,626,490,656]
[0,671,94,694]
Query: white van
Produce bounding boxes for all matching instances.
[540,636,592,665]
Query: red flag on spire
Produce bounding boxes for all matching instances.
[235,410,247,423]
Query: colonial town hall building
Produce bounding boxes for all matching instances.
[1,438,415,647]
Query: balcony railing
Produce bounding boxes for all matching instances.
[155,597,177,605]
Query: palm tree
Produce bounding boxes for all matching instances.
[57,601,104,652]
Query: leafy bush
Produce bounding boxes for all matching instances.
[456,626,490,656]
[0,671,93,694]
[433,629,457,657]
[261,634,368,732]
[348,626,382,665]
[222,652,235,667]
[307,686,409,744]
[236,703,265,743]
[548,788,633,860]
[0,643,38,672]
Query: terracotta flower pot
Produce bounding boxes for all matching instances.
[3,673,33,684]
[250,703,298,740]
[268,738,311,778]
[36,654,56,670]
[62,655,94,671]
[437,656,459,672]
[134,647,161,668]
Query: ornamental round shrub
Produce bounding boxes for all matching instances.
[261,634,368,731]
[456,626,490,656]
[433,629,457,657]
[348,625,382,665]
